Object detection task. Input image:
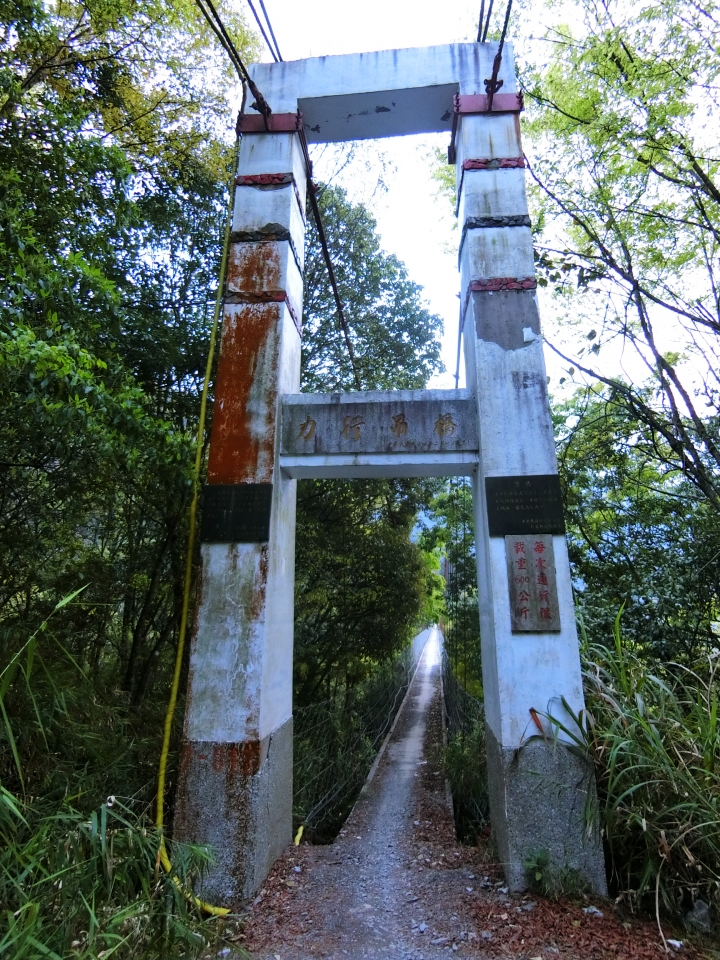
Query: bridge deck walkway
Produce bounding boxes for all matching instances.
[238,630,659,960]
[242,630,500,958]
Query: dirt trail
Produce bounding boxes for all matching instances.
[237,630,688,960]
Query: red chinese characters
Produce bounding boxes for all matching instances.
[505,534,561,633]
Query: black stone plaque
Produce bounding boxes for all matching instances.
[199,483,272,543]
[485,475,565,537]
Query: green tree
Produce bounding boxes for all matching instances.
[520,0,720,506]
[295,183,445,707]
[556,386,720,661]
[294,477,432,707]
[0,0,257,706]
[302,184,443,392]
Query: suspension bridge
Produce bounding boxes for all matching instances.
[169,4,607,921]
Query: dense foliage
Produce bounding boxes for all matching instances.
[0,0,254,710]
[577,616,720,917]
[301,184,443,393]
[0,2,445,954]
[556,388,720,663]
[521,0,720,507]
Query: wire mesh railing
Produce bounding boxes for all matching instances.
[441,645,489,841]
[293,628,429,841]
[443,645,483,737]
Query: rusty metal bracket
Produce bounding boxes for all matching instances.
[447,91,524,164]
[237,111,302,135]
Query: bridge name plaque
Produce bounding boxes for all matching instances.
[505,534,561,633]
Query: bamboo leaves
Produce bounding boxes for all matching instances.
[543,615,720,914]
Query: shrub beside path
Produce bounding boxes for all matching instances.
[235,633,700,960]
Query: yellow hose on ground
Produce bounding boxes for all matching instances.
[155,137,241,918]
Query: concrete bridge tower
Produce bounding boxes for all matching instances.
[174,41,607,902]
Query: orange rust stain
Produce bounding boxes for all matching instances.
[212,744,225,772]
[207,302,281,484]
[197,741,263,778]
[250,546,269,622]
[226,241,283,295]
[228,741,263,778]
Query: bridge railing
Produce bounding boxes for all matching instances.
[293,627,431,841]
[441,645,489,841]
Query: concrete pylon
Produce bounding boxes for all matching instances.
[455,107,607,893]
[173,129,306,903]
[171,40,607,904]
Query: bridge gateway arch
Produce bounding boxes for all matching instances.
[173,41,607,902]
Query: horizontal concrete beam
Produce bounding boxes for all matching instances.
[248,43,517,142]
[281,386,475,454]
[280,451,478,479]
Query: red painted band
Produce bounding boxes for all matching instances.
[470,277,537,292]
[237,112,301,134]
[462,157,526,170]
[235,173,294,186]
[461,277,537,330]
[455,92,524,114]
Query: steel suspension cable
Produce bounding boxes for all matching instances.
[485,0,514,111]
[259,0,283,60]
[481,0,495,42]
[297,126,363,391]
[454,304,463,388]
[476,0,486,42]
[194,0,272,123]
[246,0,279,61]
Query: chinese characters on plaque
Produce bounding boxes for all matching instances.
[298,417,316,440]
[505,534,561,632]
[390,413,408,435]
[341,414,365,440]
[293,410,459,444]
[434,413,456,437]
[485,475,565,536]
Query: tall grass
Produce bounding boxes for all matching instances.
[0,792,217,958]
[0,594,234,958]
[552,611,720,916]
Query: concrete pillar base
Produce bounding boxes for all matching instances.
[485,725,607,895]
[174,717,293,904]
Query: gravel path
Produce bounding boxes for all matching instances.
[237,630,682,960]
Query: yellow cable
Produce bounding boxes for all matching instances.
[155,136,240,918]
